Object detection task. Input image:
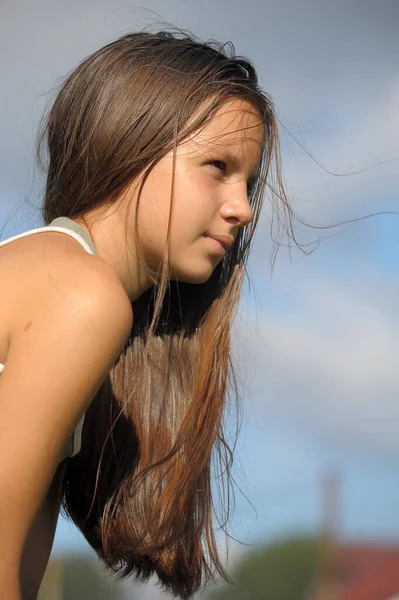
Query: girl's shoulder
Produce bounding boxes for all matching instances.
[0,229,119,360]
[0,230,132,572]
[0,229,132,381]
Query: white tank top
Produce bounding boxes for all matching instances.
[0,216,98,460]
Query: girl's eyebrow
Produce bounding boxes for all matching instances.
[219,149,261,181]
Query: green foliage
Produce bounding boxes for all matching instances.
[62,556,123,600]
[208,535,320,600]
[38,555,128,600]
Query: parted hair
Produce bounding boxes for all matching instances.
[38,29,293,599]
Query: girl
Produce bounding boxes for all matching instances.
[0,30,291,599]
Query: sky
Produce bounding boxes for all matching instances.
[1,0,399,597]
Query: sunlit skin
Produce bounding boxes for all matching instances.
[74,99,264,301]
[0,103,265,598]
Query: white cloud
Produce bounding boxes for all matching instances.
[233,267,399,456]
[273,75,399,228]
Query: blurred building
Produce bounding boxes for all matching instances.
[310,542,399,600]
[311,471,399,600]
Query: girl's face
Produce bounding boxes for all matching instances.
[130,99,264,284]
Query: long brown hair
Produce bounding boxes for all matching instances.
[38,30,293,598]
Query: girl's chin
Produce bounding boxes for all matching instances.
[169,263,215,284]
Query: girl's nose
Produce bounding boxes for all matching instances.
[220,189,254,228]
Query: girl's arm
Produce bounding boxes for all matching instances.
[0,253,132,599]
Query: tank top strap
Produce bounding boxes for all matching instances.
[49,216,97,256]
[48,217,96,459]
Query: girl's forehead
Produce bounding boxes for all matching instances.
[212,98,262,123]
[184,99,265,151]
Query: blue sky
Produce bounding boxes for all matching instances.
[1,0,398,597]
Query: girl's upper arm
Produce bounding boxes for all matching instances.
[0,254,132,575]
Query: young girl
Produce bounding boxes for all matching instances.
[0,30,291,599]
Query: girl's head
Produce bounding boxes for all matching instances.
[123,96,262,287]
[44,30,292,600]
[40,31,283,292]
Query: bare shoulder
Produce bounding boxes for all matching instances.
[0,231,132,349]
[0,231,133,570]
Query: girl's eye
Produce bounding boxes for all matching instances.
[208,160,227,175]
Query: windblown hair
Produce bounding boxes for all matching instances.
[38,29,293,598]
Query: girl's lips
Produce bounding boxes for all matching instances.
[202,234,226,255]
